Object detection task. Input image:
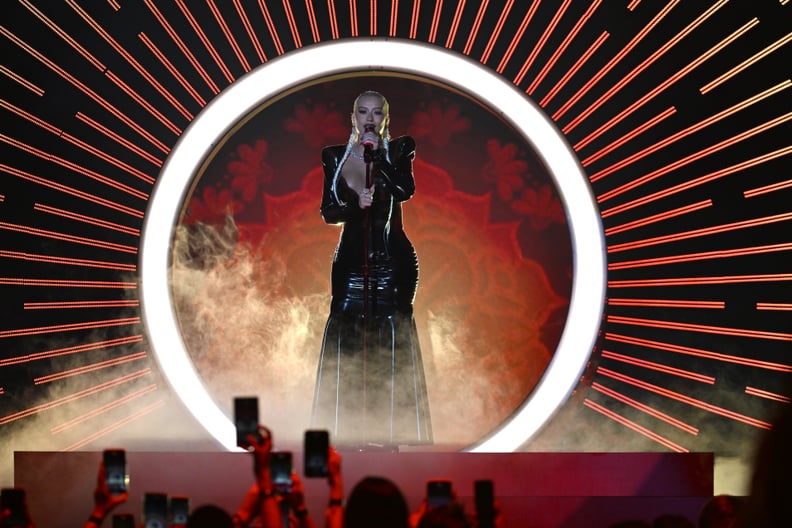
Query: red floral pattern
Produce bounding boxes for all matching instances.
[483,139,566,231]
[409,102,471,147]
[227,139,272,202]
[482,139,528,201]
[183,185,241,225]
[284,102,348,147]
[511,184,566,230]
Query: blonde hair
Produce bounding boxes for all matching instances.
[331,91,392,205]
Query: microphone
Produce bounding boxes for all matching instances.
[362,124,376,151]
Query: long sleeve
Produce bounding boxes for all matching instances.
[320,146,362,225]
[370,136,416,202]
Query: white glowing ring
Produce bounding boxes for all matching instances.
[140,39,606,452]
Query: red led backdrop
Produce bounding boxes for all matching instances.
[171,76,572,446]
[0,0,790,491]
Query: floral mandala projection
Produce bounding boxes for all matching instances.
[172,78,571,446]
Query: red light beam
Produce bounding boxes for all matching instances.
[63,0,194,121]
[701,31,792,94]
[609,243,792,269]
[144,0,221,93]
[34,351,148,385]
[515,0,573,87]
[608,211,792,253]
[463,0,489,56]
[0,134,149,200]
[0,249,137,272]
[0,369,151,426]
[602,145,792,218]
[598,367,772,429]
[369,0,377,35]
[598,112,792,204]
[0,163,144,219]
[428,0,442,43]
[280,0,303,47]
[0,335,143,368]
[257,1,285,55]
[0,64,44,95]
[496,0,539,74]
[480,0,514,64]
[553,1,680,122]
[34,203,140,237]
[206,0,252,70]
[574,18,758,151]
[757,302,792,311]
[564,0,730,134]
[526,0,601,93]
[0,221,138,254]
[607,314,792,342]
[349,0,358,36]
[51,383,157,434]
[0,278,136,289]
[592,382,699,435]
[62,399,165,451]
[0,26,170,153]
[76,110,163,166]
[590,81,790,182]
[604,199,711,237]
[174,0,235,83]
[601,350,715,384]
[409,0,420,40]
[583,398,690,452]
[581,107,677,165]
[608,298,724,309]
[232,0,267,63]
[745,177,792,199]
[540,31,609,108]
[608,273,792,289]
[24,300,140,310]
[606,332,792,372]
[327,0,339,40]
[305,0,321,43]
[0,317,140,339]
[744,387,791,403]
[445,0,466,48]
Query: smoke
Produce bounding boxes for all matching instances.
[170,213,557,448]
[171,218,325,444]
[0,320,213,489]
[523,380,768,495]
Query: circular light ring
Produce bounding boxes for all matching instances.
[139,38,606,452]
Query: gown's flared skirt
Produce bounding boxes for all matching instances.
[311,310,433,446]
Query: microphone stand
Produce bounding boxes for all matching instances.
[362,144,373,431]
[278,499,290,528]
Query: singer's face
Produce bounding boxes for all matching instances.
[353,95,388,135]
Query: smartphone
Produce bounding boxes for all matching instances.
[0,488,27,527]
[234,396,260,448]
[170,496,189,526]
[143,492,168,528]
[112,513,135,528]
[304,430,329,477]
[426,479,453,509]
[270,451,293,494]
[103,448,128,495]
[474,479,495,528]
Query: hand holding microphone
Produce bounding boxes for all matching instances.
[361,124,379,161]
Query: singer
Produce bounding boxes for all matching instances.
[310,91,432,448]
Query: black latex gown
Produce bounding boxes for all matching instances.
[310,135,433,446]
